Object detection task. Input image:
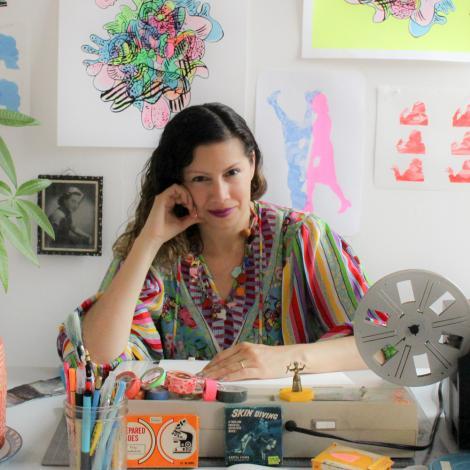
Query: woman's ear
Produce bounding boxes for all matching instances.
[249,151,256,179]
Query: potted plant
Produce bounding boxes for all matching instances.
[0,108,55,449]
[0,108,55,292]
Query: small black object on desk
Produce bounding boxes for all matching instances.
[444,352,470,450]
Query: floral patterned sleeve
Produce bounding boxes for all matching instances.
[57,257,165,369]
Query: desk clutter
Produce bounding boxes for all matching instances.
[59,357,418,469]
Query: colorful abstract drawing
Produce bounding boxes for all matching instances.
[0,79,20,111]
[447,160,470,182]
[396,130,426,154]
[268,90,351,214]
[0,33,19,69]
[451,131,470,155]
[303,0,470,61]
[82,0,224,130]
[452,104,470,127]
[400,101,429,126]
[392,158,425,181]
[344,0,456,38]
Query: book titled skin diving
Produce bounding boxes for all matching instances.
[224,405,282,466]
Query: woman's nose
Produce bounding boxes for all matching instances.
[211,179,229,201]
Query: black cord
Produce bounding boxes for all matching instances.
[284,381,444,451]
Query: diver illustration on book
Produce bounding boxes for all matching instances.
[225,406,282,466]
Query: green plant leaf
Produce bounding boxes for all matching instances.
[15,199,55,239]
[0,109,39,127]
[0,215,38,266]
[0,234,8,293]
[13,201,32,244]
[0,136,17,187]
[16,178,51,196]
[0,201,21,217]
[0,180,12,196]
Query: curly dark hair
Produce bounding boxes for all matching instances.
[113,103,267,269]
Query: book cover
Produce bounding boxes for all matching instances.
[224,405,282,466]
[127,414,199,468]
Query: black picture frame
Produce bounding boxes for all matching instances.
[37,175,103,256]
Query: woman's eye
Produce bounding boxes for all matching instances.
[192,176,207,182]
[226,168,240,177]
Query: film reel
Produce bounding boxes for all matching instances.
[354,270,470,386]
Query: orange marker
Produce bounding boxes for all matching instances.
[68,368,76,406]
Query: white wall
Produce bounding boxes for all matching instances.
[1,0,469,367]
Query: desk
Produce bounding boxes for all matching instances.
[4,365,455,469]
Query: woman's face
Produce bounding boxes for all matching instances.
[64,194,82,212]
[183,138,255,232]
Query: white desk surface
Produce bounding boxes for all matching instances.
[5,362,441,469]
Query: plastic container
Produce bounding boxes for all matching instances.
[64,398,128,470]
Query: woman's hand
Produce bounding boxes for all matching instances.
[139,184,201,245]
[200,342,293,381]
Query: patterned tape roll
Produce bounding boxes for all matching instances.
[216,384,248,403]
[116,371,141,399]
[202,379,218,401]
[166,371,198,395]
[140,367,166,390]
[145,387,170,400]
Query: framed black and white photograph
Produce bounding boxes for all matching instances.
[37,175,103,256]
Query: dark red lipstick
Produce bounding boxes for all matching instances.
[208,207,235,218]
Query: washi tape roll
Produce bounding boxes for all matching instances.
[145,387,170,400]
[134,389,146,400]
[216,384,248,403]
[166,371,198,395]
[140,367,166,390]
[202,379,218,401]
[116,371,141,399]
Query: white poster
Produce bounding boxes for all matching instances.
[255,69,365,236]
[375,86,470,189]
[57,0,247,148]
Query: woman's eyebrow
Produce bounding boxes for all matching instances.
[185,161,243,175]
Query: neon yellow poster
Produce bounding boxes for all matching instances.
[302,0,470,61]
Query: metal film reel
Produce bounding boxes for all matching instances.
[354,270,470,386]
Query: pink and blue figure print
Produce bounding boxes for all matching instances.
[268,90,351,214]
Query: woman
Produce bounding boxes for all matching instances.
[48,186,92,247]
[58,103,368,380]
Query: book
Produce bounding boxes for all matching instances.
[224,405,282,466]
[127,414,199,468]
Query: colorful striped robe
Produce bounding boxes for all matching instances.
[58,201,368,368]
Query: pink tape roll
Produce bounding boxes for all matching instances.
[202,379,218,401]
[166,370,197,395]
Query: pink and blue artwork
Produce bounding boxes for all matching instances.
[256,69,364,236]
[267,91,351,215]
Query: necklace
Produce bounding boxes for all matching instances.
[172,201,265,349]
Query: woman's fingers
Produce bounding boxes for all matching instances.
[202,343,269,381]
[167,184,197,216]
[203,354,249,380]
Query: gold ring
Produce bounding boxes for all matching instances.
[240,360,246,369]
